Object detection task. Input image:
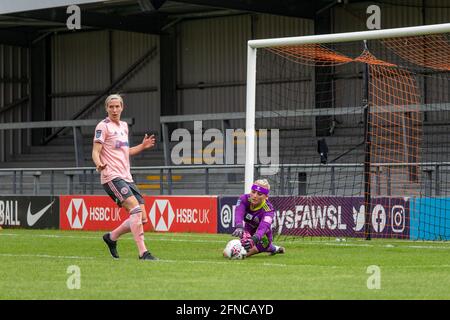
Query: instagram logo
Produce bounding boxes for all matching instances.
[391,205,405,233]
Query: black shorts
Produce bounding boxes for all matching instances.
[103,178,145,207]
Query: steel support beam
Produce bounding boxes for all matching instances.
[0,30,33,47]
[11,8,167,34]
[0,0,110,14]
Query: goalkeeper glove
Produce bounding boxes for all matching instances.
[242,235,259,251]
[231,226,244,238]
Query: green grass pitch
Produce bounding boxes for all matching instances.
[0,229,449,299]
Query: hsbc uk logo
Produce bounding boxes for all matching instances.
[149,199,211,231]
[149,199,175,231]
[66,199,88,229]
[65,198,122,229]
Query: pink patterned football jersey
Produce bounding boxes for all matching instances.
[94,118,133,184]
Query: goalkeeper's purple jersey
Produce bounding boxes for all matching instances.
[234,194,275,241]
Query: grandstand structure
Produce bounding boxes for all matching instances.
[0,0,450,201]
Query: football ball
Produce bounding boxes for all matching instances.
[223,239,247,260]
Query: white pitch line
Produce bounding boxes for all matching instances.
[403,245,450,250]
[278,239,450,250]
[263,262,287,267]
[134,258,288,267]
[0,252,286,267]
[1,232,450,250]
[0,233,224,243]
[0,253,95,260]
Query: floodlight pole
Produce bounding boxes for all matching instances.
[245,45,257,193]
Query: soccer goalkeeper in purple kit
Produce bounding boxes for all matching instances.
[232,179,285,257]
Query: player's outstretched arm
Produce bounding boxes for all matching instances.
[129,134,156,156]
[232,195,247,237]
[92,142,107,172]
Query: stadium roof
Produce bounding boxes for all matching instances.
[0,0,432,47]
[0,0,345,46]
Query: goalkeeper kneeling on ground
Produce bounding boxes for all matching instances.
[231,179,285,258]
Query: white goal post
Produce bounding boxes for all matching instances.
[244,22,450,193]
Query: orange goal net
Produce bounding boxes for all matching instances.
[254,31,450,240]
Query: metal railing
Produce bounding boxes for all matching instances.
[0,118,134,167]
[0,162,449,196]
[159,104,450,167]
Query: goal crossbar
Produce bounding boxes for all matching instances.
[248,22,450,48]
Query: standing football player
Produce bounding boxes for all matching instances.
[92,94,158,261]
[231,179,285,257]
